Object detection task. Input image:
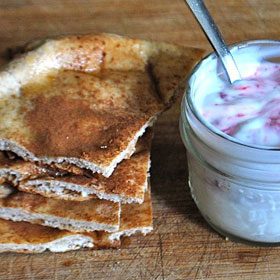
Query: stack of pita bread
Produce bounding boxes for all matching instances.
[0,34,203,253]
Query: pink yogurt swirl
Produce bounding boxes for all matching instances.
[199,63,280,146]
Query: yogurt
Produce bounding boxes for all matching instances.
[180,40,280,243]
[198,63,280,146]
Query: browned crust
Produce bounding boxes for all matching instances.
[0,218,71,244]
[17,185,97,201]
[0,183,153,253]
[0,191,120,232]
[0,219,120,253]
[61,151,149,197]
[120,186,152,232]
[0,130,153,203]
[20,141,151,203]
[0,34,204,175]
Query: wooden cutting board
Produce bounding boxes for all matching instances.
[0,1,280,279]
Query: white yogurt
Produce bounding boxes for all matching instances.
[198,63,280,146]
[180,40,280,243]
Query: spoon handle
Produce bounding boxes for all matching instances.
[185,0,241,83]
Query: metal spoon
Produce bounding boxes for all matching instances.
[185,0,241,83]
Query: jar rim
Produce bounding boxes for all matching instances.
[185,39,280,151]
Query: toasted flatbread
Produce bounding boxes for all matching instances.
[19,150,150,204]
[110,185,153,240]
[0,219,119,253]
[0,130,152,204]
[0,184,153,254]
[0,190,120,233]
[0,34,204,177]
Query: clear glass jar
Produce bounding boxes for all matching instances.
[180,40,280,244]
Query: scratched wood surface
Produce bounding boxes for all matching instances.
[0,1,279,279]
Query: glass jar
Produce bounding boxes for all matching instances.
[180,40,280,244]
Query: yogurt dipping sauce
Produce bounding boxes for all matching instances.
[180,40,280,243]
[198,63,280,147]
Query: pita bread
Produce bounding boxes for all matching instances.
[0,34,204,177]
[0,129,152,204]
[0,190,120,233]
[0,184,153,254]
[0,219,119,253]
[110,185,153,240]
[19,150,150,204]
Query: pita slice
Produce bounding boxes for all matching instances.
[0,187,153,253]
[0,219,93,253]
[0,185,153,254]
[19,150,150,204]
[0,190,120,233]
[0,219,120,253]
[110,185,153,240]
[0,34,204,177]
[0,184,152,253]
[0,130,152,204]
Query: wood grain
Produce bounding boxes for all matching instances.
[0,0,280,279]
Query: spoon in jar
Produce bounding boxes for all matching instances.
[185,0,241,83]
